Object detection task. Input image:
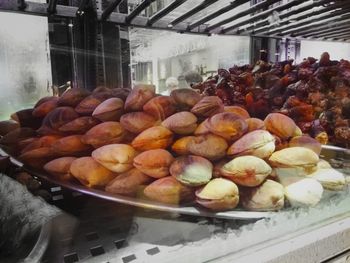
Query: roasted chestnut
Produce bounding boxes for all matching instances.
[162,111,198,135]
[143,176,194,205]
[196,178,239,211]
[221,156,272,187]
[131,126,173,151]
[92,144,137,173]
[133,149,174,178]
[170,155,213,186]
[187,134,228,161]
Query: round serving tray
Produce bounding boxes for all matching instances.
[0,145,349,220]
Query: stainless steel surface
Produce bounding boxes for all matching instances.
[28,166,271,220]
[41,186,264,263]
[1,145,349,221]
[0,147,270,220]
[20,162,272,220]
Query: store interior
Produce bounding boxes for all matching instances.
[1,0,350,262]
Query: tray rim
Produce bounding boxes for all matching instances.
[0,145,348,220]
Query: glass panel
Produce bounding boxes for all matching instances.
[130,29,250,93]
[0,13,52,120]
[0,12,52,119]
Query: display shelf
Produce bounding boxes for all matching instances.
[0,147,271,221]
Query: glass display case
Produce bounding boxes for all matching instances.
[1,0,350,262]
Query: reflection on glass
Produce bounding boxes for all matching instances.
[0,13,52,120]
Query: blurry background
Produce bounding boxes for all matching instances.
[0,12,52,120]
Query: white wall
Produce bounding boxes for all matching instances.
[300,40,350,62]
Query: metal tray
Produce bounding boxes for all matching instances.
[1,145,349,220]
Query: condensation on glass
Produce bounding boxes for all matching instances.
[0,12,52,120]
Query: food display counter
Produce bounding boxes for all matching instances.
[0,0,350,262]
